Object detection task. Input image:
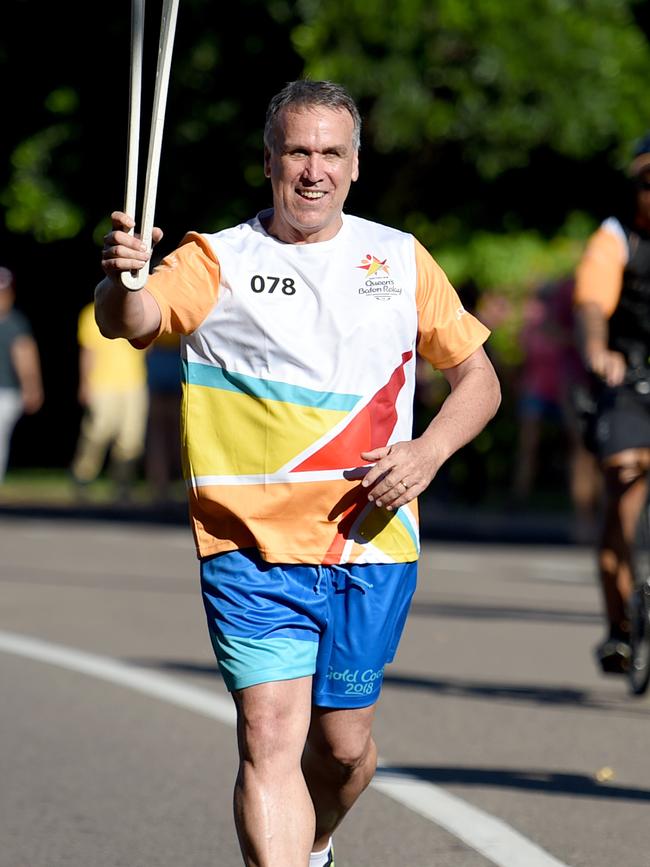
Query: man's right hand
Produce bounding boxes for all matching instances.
[101,211,163,285]
[586,346,627,387]
[94,211,164,341]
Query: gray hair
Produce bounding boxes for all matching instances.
[264,80,362,152]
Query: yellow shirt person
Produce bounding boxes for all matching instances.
[76,302,147,392]
[70,303,148,499]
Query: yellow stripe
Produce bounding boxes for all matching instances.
[358,506,419,559]
[184,384,349,476]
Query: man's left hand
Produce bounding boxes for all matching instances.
[360,440,440,511]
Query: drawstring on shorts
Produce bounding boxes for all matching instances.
[313,562,374,594]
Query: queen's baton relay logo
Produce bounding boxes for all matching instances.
[357,253,402,300]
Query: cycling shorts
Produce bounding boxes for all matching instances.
[591,384,650,460]
[200,548,418,708]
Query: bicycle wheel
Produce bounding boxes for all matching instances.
[629,504,650,696]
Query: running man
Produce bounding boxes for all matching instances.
[96,80,501,867]
[574,132,650,674]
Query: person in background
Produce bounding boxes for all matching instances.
[95,80,501,867]
[70,301,148,502]
[144,331,182,505]
[0,266,43,483]
[574,132,650,674]
[512,277,600,539]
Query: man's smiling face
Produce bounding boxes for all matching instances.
[264,105,359,244]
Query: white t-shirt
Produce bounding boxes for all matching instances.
[144,211,490,564]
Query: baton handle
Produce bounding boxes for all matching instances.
[120,0,179,292]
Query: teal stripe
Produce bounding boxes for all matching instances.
[396,508,420,551]
[183,360,359,410]
[211,633,318,691]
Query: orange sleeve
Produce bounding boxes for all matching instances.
[574,225,626,318]
[415,239,491,369]
[145,231,221,337]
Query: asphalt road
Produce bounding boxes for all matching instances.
[1,515,648,867]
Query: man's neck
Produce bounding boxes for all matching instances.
[260,210,343,244]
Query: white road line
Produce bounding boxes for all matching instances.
[0,629,236,725]
[0,630,572,867]
[372,772,572,867]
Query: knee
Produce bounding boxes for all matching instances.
[240,709,292,760]
[310,731,375,781]
[616,463,646,487]
[604,459,646,491]
[600,547,621,576]
[236,696,311,771]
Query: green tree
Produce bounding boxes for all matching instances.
[279,0,650,365]
[287,0,650,176]
[2,0,649,492]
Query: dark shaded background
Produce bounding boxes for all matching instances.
[2,0,648,508]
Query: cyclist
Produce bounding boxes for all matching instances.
[574,132,650,674]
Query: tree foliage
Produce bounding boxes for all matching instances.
[278,0,650,369]
[2,0,650,488]
[287,0,650,176]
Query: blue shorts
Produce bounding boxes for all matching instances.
[200,548,417,708]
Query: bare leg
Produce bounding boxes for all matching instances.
[511,415,541,501]
[568,439,601,542]
[70,396,114,484]
[145,392,181,502]
[232,677,315,867]
[302,705,377,852]
[599,450,650,629]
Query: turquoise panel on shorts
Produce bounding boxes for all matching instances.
[208,632,319,692]
[200,548,418,708]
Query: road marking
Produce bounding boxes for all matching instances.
[0,629,572,867]
[0,629,236,725]
[372,771,571,867]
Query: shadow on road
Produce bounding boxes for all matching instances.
[124,656,650,718]
[375,764,650,802]
[409,600,600,625]
[382,671,650,716]
[127,658,222,679]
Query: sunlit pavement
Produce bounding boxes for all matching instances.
[1,515,645,867]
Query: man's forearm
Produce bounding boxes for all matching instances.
[576,301,609,361]
[575,300,627,385]
[11,337,43,413]
[94,277,161,341]
[12,339,42,391]
[420,362,501,465]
